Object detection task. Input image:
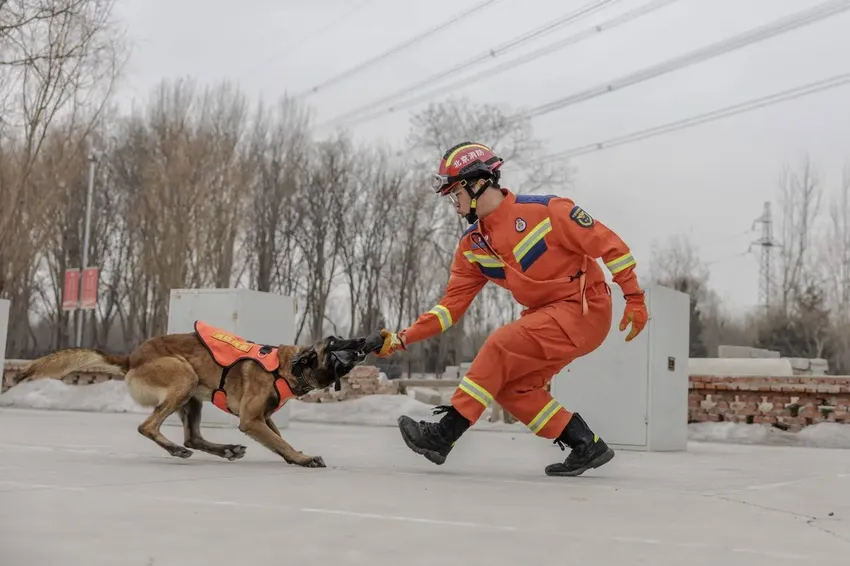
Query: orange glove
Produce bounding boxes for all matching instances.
[375,329,406,358]
[619,292,648,342]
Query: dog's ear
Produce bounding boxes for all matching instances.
[290,347,318,376]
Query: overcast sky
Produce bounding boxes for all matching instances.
[109,0,850,314]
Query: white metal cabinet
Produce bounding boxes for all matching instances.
[550,283,690,451]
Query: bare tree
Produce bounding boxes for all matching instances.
[649,233,709,284]
[748,156,838,364]
[337,146,407,337]
[648,233,713,356]
[35,120,120,351]
[0,0,125,251]
[103,78,213,341]
[294,135,354,342]
[776,154,823,314]
[821,161,850,317]
[0,0,125,356]
[191,81,249,288]
[242,94,311,296]
[808,159,850,373]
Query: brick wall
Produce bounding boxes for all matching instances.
[689,376,850,431]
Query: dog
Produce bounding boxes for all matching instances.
[19,321,384,468]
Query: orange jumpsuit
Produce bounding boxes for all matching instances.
[402,189,643,439]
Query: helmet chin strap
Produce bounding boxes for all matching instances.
[463,178,493,224]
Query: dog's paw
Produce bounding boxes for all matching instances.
[170,446,193,459]
[300,455,326,468]
[224,444,247,461]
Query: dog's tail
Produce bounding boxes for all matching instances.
[20,348,130,383]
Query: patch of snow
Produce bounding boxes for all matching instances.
[688,421,850,449]
[0,379,147,414]
[796,422,850,448]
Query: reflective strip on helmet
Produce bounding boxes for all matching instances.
[458,376,493,408]
[445,144,492,171]
[528,399,564,435]
[605,252,636,274]
[428,304,453,331]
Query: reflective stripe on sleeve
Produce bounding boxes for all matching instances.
[605,252,636,274]
[463,250,504,268]
[428,304,453,331]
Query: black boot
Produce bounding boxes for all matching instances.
[397,405,470,465]
[545,413,615,477]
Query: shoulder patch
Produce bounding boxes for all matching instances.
[515,194,555,205]
[569,205,594,228]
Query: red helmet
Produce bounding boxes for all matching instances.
[431,142,504,195]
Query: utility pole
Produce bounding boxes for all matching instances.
[750,201,780,310]
[76,152,97,347]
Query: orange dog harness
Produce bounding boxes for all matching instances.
[194,321,295,415]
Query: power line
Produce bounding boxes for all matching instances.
[704,249,752,267]
[326,0,683,129]
[273,0,380,57]
[513,0,850,122]
[523,70,850,162]
[316,0,625,128]
[298,0,504,97]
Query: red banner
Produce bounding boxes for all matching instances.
[80,267,99,310]
[62,269,80,311]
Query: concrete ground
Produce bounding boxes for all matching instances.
[0,408,848,566]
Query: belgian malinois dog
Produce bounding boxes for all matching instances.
[19,322,383,468]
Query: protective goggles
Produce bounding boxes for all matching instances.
[430,162,493,195]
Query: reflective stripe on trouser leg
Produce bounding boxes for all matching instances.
[496,388,573,439]
[527,399,570,438]
[450,375,494,424]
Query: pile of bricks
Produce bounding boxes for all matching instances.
[689,376,850,431]
[298,365,398,403]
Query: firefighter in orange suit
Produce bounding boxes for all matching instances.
[376,141,649,477]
